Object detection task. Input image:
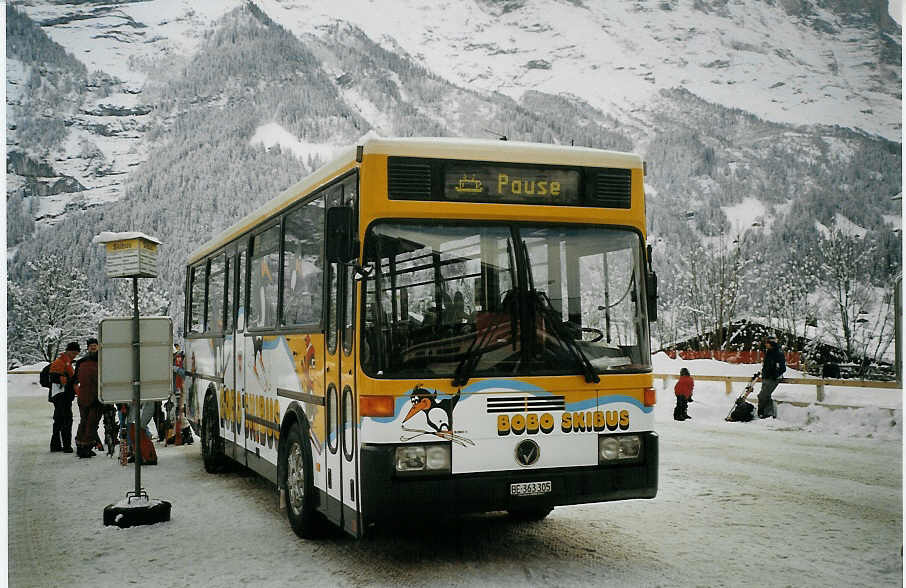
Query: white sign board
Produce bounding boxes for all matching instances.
[103,238,159,278]
[99,317,173,403]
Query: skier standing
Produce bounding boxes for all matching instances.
[74,338,101,458]
[758,337,786,419]
[48,341,80,453]
[673,367,694,421]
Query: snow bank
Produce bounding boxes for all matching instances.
[8,362,48,374]
[777,403,901,440]
[653,352,901,440]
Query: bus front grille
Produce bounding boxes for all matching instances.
[486,395,566,413]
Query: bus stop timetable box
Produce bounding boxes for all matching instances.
[93,232,160,278]
[99,316,172,403]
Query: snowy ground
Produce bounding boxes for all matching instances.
[5,358,903,587]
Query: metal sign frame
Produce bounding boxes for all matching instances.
[99,316,173,403]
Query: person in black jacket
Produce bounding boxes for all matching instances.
[758,337,786,419]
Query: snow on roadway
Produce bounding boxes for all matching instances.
[5,357,902,587]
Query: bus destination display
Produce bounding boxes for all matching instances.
[443,165,581,204]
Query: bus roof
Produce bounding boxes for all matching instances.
[187,136,643,265]
[361,136,642,168]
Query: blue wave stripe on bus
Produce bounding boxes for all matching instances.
[367,386,652,422]
[564,395,654,414]
[462,379,548,394]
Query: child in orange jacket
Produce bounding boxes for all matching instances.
[674,368,694,421]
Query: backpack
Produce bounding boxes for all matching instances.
[40,364,54,402]
[729,399,755,422]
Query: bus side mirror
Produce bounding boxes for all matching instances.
[326,206,357,263]
[645,244,657,322]
[646,271,658,322]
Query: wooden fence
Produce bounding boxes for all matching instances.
[653,373,901,409]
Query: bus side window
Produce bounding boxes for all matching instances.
[190,263,206,333]
[237,250,247,331]
[250,226,280,329]
[326,184,343,352]
[224,256,232,332]
[282,196,324,326]
[207,254,226,333]
[327,263,338,353]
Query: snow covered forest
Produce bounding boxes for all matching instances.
[5,1,902,367]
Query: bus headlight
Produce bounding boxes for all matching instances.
[598,434,641,463]
[425,445,451,470]
[395,444,451,473]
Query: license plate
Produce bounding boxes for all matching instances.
[510,480,551,496]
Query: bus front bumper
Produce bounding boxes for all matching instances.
[359,432,657,527]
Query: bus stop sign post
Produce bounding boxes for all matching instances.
[94,232,171,528]
[131,277,143,496]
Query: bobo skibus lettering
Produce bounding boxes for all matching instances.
[497,409,630,436]
[220,388,280,449]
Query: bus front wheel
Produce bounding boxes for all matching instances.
[201,394,227,473]
[281,421,322,539]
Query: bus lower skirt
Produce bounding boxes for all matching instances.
[358,432,658,527]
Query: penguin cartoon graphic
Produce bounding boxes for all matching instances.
[298,334,322,456]
[400,385,473,447]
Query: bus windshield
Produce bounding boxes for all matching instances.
[361,222,651,380]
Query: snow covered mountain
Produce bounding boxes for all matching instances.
[5,0,902,345]
[262,0,902,139]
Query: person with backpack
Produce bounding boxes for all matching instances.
[758,337,786,419]
[48,341,80,452]
[673,367,694,421]
[74,338,101,458]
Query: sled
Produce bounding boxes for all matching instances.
[127,424,158,465]
[725,372,760,422]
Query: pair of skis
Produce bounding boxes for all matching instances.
[725,372,760,421]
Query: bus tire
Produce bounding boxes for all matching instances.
[281,421,322,539]
[507,506,553,521]
[201,393,227,473]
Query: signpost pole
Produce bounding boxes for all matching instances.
[97,231,171,528]
[132,276,142,493]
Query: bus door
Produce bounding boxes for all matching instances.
[225,247,245,460]
[235,245,249,466]
[323,177,360,536]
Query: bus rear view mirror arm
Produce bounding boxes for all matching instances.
[646,244,658,322]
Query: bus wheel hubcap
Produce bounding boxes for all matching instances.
[287,442,305,514]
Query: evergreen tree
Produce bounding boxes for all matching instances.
[7,256,103,365]
[107,278,172,318]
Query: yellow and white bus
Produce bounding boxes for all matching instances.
[183,136,659,538]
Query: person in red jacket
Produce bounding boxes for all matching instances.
[674,367,694,421]
[75,338,101,458]
[49,341,80,452]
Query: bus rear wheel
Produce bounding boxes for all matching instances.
[281,421,323,539]
[201,394,227,473]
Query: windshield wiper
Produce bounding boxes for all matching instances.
[451,313,514,388]
[532,291,600,384]
[452,287,520,387]
[451,324,494,388]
